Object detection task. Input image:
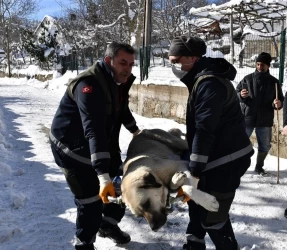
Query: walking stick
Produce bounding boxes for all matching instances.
[275,83,280,184]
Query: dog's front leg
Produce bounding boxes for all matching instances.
[181,171,219,212]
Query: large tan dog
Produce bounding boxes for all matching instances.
[121,129,219,231]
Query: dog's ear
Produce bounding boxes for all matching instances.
[139,173,162,189]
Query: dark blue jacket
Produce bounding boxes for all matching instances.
[50,61,138,176]
[236,70,283,127]
[181,57,253,177]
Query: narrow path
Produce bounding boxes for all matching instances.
[0,79,75,250]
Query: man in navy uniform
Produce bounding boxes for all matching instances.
[50,41,140,250]
[169,36,253,250]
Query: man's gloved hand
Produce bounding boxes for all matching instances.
[176,176,199,203]
[176,187,191,203]
[98,173,116,203]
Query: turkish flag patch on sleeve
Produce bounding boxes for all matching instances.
[82,86,93,93]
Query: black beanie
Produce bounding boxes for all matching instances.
[256,52,272,66]
[169,36,207,57]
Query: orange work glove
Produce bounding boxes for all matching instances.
[176,187,191,203]
[98,173,116,203]
[176,175,199,203]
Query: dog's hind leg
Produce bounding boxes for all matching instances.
[169,171,186,190]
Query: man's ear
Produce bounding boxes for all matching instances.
[191,56,200,64]
[104,56,111,65]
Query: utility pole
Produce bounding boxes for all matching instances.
[144,0,152,50]
[142,0,152,80]
[229,12,234,64]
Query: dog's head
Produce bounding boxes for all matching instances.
[121,170,169,231]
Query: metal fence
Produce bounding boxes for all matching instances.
[143,32,285,85]
[230,33,282,84]
[1,32,285,86]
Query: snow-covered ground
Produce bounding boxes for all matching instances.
[0,70,287,250]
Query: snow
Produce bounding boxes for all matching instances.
[0,64,287,250]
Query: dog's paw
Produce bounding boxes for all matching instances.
[193,189,219,212]
[170,171,187,190]
[181,185,219,212]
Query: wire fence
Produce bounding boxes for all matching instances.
[231,34,282,83]
[146,33,284,84]
[1,32,285,85]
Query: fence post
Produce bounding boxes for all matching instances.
[144,46,150,80]
[139,47,144,82]
[279,28,286,86]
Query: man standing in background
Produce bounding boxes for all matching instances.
[236,52,283,176]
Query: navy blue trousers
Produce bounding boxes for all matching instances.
[50,144,125,244]
[186,155,251,250]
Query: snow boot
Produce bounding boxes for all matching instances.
[98,221,131,244]
[207,219,240,250]
[75,239,95,250]
[255,152,268,176]
[182,240,206,250]
[75,245,95,250]
[182,235,206,250]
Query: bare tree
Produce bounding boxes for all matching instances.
[0,0,39,76]
[56,0,126,61]
[152,0,208,45]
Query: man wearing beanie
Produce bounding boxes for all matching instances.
[169,36,253,250]
[236,52,283,176]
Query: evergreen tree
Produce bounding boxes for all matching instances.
[22,23,59,69]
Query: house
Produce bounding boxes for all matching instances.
[0,49,5,59]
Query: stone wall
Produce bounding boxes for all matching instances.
[1,74,286,158]
[129,84,188,124]
[0,71,53,81]
[129,83,287,158]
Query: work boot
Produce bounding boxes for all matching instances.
[75,239,95,250]
[183,235,206,250]
[75,245,95,250]
[255,152,268,176]
[98,221,131,244]
[208,219,240,250]
[255,167,268,176]
[182,240,206,250]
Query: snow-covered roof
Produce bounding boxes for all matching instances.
[34,15,57,36]
[189,0,287,23]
